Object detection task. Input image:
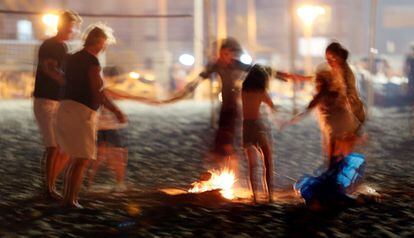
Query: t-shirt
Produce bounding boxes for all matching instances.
[199,60,251,110]
[33,37,68,100]
[64,49,101,111]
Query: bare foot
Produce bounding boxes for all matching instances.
[44,190,63,201]
[62,201,84,209]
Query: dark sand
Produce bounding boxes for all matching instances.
[0,100,413,237]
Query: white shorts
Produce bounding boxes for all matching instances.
[55,100,98,160]
[33,98,60,147]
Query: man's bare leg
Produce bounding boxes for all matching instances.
[42,146,61,199]
[54,150,70,179]
[49,150,70,196]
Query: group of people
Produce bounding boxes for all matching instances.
[34,11,128,208]
[167,38,366,202]
[33,10,365,207]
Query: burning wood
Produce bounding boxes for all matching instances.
[188,168,236,199]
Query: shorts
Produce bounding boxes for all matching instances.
[33,98,59,147]
[55,100,98,160]
[97,129,126,147]
[214,107,240,154]
[243,119,271,147]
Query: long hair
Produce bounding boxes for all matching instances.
[242,64,270,92]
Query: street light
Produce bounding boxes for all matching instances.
[296,5,325,26]
[296,4,326,74]
[42,13,59,36]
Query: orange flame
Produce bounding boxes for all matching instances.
[188,168,236,199]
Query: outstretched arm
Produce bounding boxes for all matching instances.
[280,91,322,130]
[263,66,313,82]
[160,76,206,104]
[104,88,159,104]
[160,62,216,104]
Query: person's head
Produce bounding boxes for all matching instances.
[57,10,82,41]
[218,37,243,65]
[83,23,116,55]
[242,64,270,92]
[325,42,349,67]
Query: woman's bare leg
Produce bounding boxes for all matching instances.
[244,145,259,203]
[62,157,88,208]
[258,142,274,203]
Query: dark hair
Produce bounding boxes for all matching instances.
[58,10,82,30]
[326,42,349,61]
[242,64,269,92]
[83,23,116,47]
[220,37,243,56]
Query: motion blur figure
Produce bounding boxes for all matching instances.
[290,68,359,168]
[87,89,131,191]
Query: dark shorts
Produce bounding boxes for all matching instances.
[243,119,271,147]
[97,129,126,147]
[214,107,240,154]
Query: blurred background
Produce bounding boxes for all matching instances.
[0,0,413,108]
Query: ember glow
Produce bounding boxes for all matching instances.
[188,168,236,199]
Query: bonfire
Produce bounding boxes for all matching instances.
[188,167,236,199]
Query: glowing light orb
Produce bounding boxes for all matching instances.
[179,54,195,66]
[240,53,253,65]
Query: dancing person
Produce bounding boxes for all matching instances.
[326,42,366,127]
[33,10,81,199]
[56,24,126,208]
[284,62,362,169]
[242,65,278,203]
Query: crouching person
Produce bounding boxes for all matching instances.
[56,23,126,208]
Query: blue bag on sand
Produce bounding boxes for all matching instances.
[336,153,365,193]
[294,153,366,204]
